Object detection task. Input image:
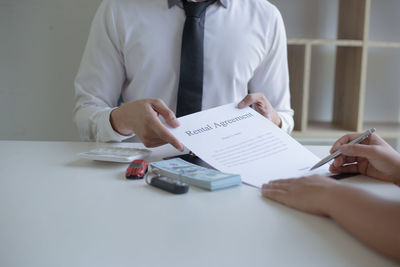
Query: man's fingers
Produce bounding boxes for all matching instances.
[151,99,180,128]
[237,93,262,108]
[237,95,254,108]
[159,130,183,152]
[254,103,270,119]
[153,120,183,151]
[145,99,183,151]
[141,138,166,148]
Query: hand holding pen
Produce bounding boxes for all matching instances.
[310,128,400,183]
[311,128,376,171]
[327,130,400,183]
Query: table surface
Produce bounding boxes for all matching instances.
[0,141,399,267]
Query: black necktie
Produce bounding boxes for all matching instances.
[176,0,216,117]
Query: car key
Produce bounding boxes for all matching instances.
[150,176,189,194]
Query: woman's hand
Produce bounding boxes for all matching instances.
[262,175,341,216]
[329,133,400,184]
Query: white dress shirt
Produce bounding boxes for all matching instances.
[74,0,294,142]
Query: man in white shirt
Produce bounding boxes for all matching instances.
[74,0,294,151]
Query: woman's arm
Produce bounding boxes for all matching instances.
[326,183,400,261]
[262,176,400,262]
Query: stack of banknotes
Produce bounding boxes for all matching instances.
[150,158,241,191]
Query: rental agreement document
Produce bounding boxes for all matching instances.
[168,103,330,188]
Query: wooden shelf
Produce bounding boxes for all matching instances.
[368,41,400,48]
[287,39,400,48]
[288,39,363,47]
[292,122,350,139]
[286,0,400,141]
[292,121,400,139]
[363,122,400,138]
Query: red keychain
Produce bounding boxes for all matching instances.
[125,159,148,179]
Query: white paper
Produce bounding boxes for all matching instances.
[169,103,330,188]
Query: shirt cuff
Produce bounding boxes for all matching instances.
[97,108,135,142]
[278,112,294,134]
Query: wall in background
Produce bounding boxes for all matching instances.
[0,0,101,141]
[0,0,399,145]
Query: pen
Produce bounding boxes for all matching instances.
[310,128,376,171]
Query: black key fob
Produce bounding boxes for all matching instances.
[150,176,189,194]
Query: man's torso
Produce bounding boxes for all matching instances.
[113,0,279,111]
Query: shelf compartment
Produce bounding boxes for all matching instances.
[282,0,400,142]
[333,46,365,131]
[369,0,400,43]
[337,0,370,41]
[287,44,311,131]
[363,47,400,137]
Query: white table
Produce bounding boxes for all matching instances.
[0,141,399,267]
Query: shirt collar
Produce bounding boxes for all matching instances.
[168,0,228,9]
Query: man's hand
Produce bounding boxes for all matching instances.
[262,175,341,216]
[329,133,400,184]
[110,98,184,151]
[237,93,282,128]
